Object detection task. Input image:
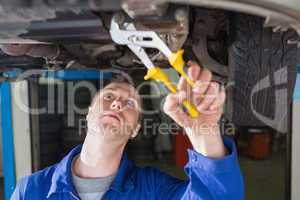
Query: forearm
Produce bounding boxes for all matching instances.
[184,124,228,159]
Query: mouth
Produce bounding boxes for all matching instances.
[102,112,121,122]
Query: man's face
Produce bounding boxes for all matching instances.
[87,82,141,140]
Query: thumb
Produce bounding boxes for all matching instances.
[163,91,190,127]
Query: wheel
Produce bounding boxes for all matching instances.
[227,13,299,132]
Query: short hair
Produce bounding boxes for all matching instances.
[105,72,139,89]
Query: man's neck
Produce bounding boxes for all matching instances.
[72,132,126,179]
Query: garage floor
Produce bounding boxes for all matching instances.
[239,152,285,200]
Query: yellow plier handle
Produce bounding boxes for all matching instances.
[169,49,196,88]
[144,67,199,118]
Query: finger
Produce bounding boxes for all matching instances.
[177,74,190,105]
[177,74,187,92]
[209,86,226,111]
[163,91,189,126]
[197,82,219,112]
[180,61,201,103]
[177,60,200,94]
[187,60,200,70]
[219,86,226,104]
[193,68,212,95]
[192,81,209,105]
[163,91,186,113]
[187,61,201,82]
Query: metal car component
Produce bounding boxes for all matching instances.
[169,7,189,52]
[110,18,157,69]
[0,0,299,38]
[114,5,189,58]
[110,8,188,58]
[110,18,172,58]
[121,0,168,18]
[132,6,189,52]
[0,0,122,11]
[0,44,86,69]
[21,11,110,43]
[164,0,300,35]
[0,11,110,43]
[0,50,45,69]
[191,9,228,77]
[0,44,59,59]
[111,6,189,60]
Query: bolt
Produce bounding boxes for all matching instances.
[175,8,187,22]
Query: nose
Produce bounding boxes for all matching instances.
[110,98,123,111]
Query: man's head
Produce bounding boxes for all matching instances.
[86,78,142,143]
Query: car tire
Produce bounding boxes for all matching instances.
[227,13,299,132]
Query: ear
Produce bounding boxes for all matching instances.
[131,123,141,138]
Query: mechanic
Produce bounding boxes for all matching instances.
[12,61,244,200]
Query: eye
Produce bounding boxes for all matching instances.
[126,99,136,108]
[103,93,115,101]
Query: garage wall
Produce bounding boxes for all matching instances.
[37,79,98,170]
[11,81,32,181]
[38,82,63,169]
[60,80,95,156]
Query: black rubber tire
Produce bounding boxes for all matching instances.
[228,13,299,130]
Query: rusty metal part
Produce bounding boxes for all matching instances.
[125,6,189,61]
[165,0,300,36]
[0,44,59,59]
[111,6,189,65]
[121,0,168,18]
[0,0,121,12]
[191,9,228,77]
[91,44,118,57]
[1,0,300,36]
[169,7,189,51]
[0,11,110,43]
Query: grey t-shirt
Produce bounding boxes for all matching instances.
[72,156,116,200]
